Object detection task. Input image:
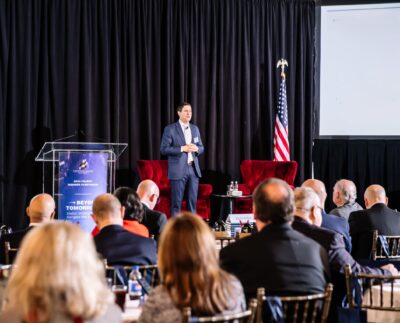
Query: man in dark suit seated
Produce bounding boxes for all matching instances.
[302,179,352,253]
[92,193,157,265]
[220,178,330,299]
[0,193,55,264]
[349,184,400,260]
[136,179,167,241]
[292,187,397,322]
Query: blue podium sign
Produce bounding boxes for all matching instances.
[58,152,108,233]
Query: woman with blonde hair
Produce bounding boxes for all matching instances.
[0,222,122,323]
[139,212,245,322]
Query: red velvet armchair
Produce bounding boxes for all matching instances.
[136,160,213,219]
[235,160,298,213]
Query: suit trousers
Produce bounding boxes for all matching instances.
[170,163,199,216]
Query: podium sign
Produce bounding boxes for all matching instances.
[36,141,127,233]
[58,152,108,232]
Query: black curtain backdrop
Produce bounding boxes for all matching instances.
[0,0,315,229]
[313,139,400,213]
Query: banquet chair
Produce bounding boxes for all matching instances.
[255,284,333,323]
[371,230,400,260]
[182,299,257,323]
[345,264,400,311]
[4,241,18,265]
[104,261,160,288]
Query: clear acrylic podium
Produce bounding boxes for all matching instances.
[35,142,127,232]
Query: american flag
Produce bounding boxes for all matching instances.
[273,76,290,161]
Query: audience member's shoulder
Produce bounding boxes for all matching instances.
[220,232,257,254]
[348,209,365,220]
[325,211,346,223]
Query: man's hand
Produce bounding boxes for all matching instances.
[381,263,399,275]
[182,144,198,153]
[188,143,199,152]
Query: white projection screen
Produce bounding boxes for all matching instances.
[319,3,400,136]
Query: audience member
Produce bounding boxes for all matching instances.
[220,178,329,299]
[91,187,149,237]
[92,193,156,265]
[349,184,400,260]
[330,179,363,220]
[302,179,352,252]
[139,212,245,323]
[0,193,55,264]
[292,187,397,322]
[136,180,167,240]
[114,187,149,237]
[0,222,121,322]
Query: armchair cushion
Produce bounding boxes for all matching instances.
[235,160,298,213]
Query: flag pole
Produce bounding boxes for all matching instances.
[273,58,290,162]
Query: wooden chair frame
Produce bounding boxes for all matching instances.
[371,230,400,260]
[103,260,160,287]
[255,284,333,323]
[4,241,18,265]
[182,299,257,323]
[345,264,400,311]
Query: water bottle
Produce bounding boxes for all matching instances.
[128,266,143,300]
[234,181,238,191]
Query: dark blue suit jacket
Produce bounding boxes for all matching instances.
[160,122,204,179]
[94,225,157,266]
[321,210,352,253]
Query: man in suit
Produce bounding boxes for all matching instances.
[160,102,204,216]
[92,193,157,265]
[292,187,397,322]
[220,178,330,299]
[349,184,400,260]
[137,179,167,240]
[302,179,352,252]
[330,179,363,220]
[0,193,55,264]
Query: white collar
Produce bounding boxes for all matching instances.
[179,120,190,129]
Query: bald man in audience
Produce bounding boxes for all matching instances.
[92,193,157,265]
[0,193,55,264]
[292,187,397,322]
[302,179,352,252]
[349,185,400,260]
[137,180,167,241]
[330,179,363,221]
[220,178,329,299]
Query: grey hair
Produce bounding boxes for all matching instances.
[294,187,321,212]
[335,179,357,204]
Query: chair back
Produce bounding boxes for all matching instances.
[240,160,298,193]
[255,284,333,323]
[4,241,18,265]
[104,261,160,288]
[182,298,257,323]
[371,230,400,260]
[345,264,400,311]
